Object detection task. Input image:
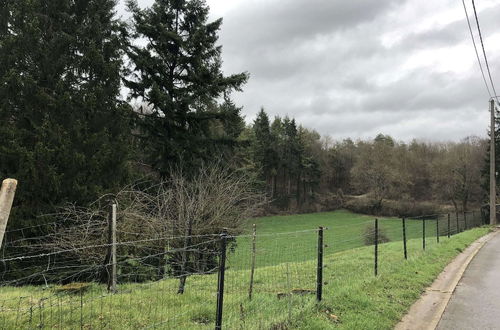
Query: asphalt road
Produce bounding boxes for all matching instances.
[437,231,500,330]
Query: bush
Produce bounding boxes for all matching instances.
[344,197,382,215]
[363,224,390,246]
[345,196,443,217]
[315,192,344,212]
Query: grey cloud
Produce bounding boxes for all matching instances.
[222,0,400,47]
[396,3,500,51]
[120,0,500,141]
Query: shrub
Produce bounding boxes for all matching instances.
[363,224,390,246]
[345,196,443,217]
[344,197,382,215]
[316,192,344,212]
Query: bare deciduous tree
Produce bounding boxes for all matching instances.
[44,165,267,291]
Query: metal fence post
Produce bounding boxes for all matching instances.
[464,212,467,230]
[402,217,407,260]
[215,233,227,330]
[248,224,256,300]
[436,216,439,243]
[316,226,324,302]
[456,212,459,233]
[374,219,378,276]
[448,213,450,238]
[422,219,426,250]
[107,203,117,293]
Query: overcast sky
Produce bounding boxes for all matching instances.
[118,0,500,142]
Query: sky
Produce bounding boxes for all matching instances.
[117,0,500,142]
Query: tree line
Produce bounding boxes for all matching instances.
[0,0,494,285]
[243,110,487,216]
[0,0,493,228]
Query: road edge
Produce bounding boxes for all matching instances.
[394,228,499,330]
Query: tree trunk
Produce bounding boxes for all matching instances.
[156,247,167,281]
[462,193,469,212]
[287,171,291,196]
[272,175,277,198]
[177,217,193,294]
[451,198,458,215]
[303,180,307,204]
[296,173,301,206]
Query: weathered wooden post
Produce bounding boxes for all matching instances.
[0,179,18,248]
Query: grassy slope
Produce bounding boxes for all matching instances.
[0,211,489,329]
[230,210,446,269]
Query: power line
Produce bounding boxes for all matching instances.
[470,0,500,105]
[461,0,492,98]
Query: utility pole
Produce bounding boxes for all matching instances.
[490,98,497,225]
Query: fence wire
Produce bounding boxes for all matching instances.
[0,208,488,329]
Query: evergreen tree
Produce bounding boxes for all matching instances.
[125,0,248,177]
[0,0,131,230]
[282,117,302,197]
[252,108,272,185]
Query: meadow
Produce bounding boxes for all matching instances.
[229,210,465,269]
[0,210,487,329]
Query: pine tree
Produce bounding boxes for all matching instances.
[125,0,248,177]
[252,108,271,180]
[0,0,131,231]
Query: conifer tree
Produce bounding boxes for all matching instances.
[125,0,248,177]
[252,108,271,180]
[0,0,131,230]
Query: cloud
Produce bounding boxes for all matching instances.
[122,0,500,141]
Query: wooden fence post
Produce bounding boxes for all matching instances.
[0,179,18,248]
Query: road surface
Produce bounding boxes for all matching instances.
[437,231,500,330]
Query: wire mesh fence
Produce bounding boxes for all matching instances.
[0,207,489,329]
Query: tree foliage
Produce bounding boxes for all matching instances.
[0,0,132,230]
[0,0,492,284]
[125,0,248,177]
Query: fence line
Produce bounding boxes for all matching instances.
[0,207,489,329]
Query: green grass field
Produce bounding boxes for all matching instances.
[229,209,465,269]
[0,210,489,329]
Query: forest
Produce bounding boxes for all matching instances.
[0,0,497,256]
